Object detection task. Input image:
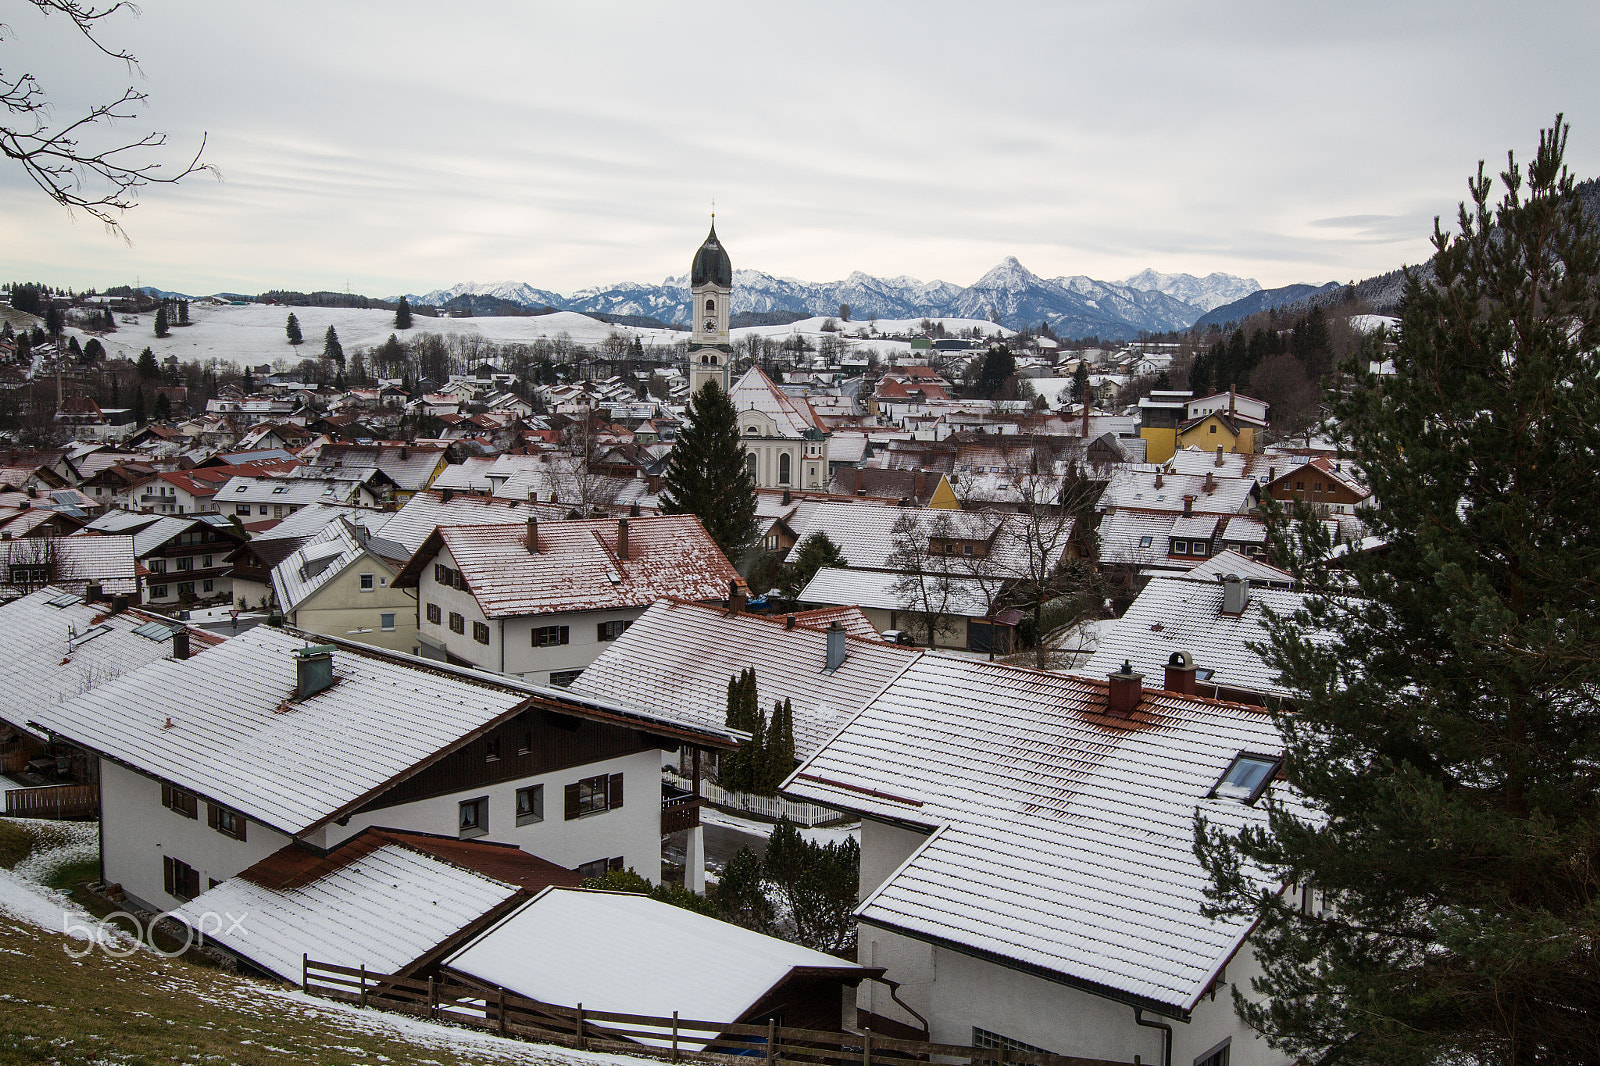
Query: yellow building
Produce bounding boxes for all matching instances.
[1176,412,1259,455]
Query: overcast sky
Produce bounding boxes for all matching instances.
[4,1,1596,298]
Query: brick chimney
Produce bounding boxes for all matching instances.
[616,518,629,560]
[854,468,865,495]
[914,469,926,498]
[784,614,797,630]
[441,488,453,503]
[1215,445,1225,466]
[1229,384,1237,416]
[1204,471,1215,493]
[727,579,747,615]
[1154,470,1163,489]
[781,489,791,505]
[526,516,539,554]
[1164,651,1196,695]
[85,582,103,603]
[1183,494,1194,517]
[629,501,641,517]
[1107,661,1144,717]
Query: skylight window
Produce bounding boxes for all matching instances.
[47,592,80,607]
[1212,752,1280,803]
[133,620,182,641]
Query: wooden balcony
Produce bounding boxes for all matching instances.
[5,783,99,820]
[660,794,703,835]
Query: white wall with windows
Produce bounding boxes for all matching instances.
[328,749,663,882]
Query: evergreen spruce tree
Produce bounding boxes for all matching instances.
[1071,361,1091,405]
[975,345,1016,398]
[661,381,758,559]
[152,392,172,421]
[763,697,795,792]
[153,305,169,337]
[136,347,160,380]
[322,325,344,367]
[393,297,413,330]
[780,532,848,598]
[1196,118,1600,1065]
[131,387,146,425]
[242,365,254,392]
[286,313,303,346]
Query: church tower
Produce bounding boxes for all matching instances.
[687,220,733,395]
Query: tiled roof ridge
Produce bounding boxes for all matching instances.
[654,596,892,645]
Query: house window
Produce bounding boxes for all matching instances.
[473,621,490,644]
[161,784,197,819]
[176,557,192,572]
[597,619,631,642]
[576,856,625,879]
[1212,753,1281,804]
[359,573,374,591]
[533,625,569,647]
[518,730,533,755]
[1208,424,1217,434]
[485,738,500,761]
[177,582,195,598]
[426,602,441,624]
[148,559,166,574]
[380,613,396,631]
[1192,541,1209,556]
[202,579,214,593]
[458,796,489,838]
[1171,539,1187,555]
[151,584,168,598]
[202,555,213,568]
[1295,480,1304,490]
[516,784,544,825]
[207,803,246,841]
[1137,535,1152,548]
[163,855,200,901]
[549,668,583,687]
[449,611,465,634]
[778,453,791,484]
[565,773,622,819]
[1194,1040,1230,1066]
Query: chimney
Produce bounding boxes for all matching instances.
[1107,660,1144,717]
[629,501,641,517]
[1082,393,1090,437]
[526,516,539,553]
[781,488,791,506]
[85,582,103,603]
[441,487,453,503]
[1229,384,1236,416]
[1204,471,1215,493]
[26,486,36,498]
[111,594,129,613]
[616,518,629,560]
[399,446,409,461]
[784,614,796,630]
[1269,465,1276,483]
[1183,494,1194,517]
[824,621,847,671]
[1164,651,1196,695]
[294,643,335,699]
[1221,574,1250,615]
[1215,446,1224,466]
[171,629,190,661]
[528,490,539,503]
[1154,470,1163,489]
[854,468,865,495]
[727,579,746,615]
[914,469,926,498]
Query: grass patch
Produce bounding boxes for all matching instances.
[0,820,30,869]
[0,911,622,1066]
[43,854,100,893]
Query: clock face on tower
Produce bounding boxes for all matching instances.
[704,318,717,332]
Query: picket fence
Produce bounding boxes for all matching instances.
[665,773,838,828]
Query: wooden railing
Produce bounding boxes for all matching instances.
[661,795,704,835]
[4,783,99,820]
[302,958,1131,1066]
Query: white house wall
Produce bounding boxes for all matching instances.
[99,758,292,913]
[328,749,663,882]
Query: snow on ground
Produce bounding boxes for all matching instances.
[0,818,105,945]
[1348,314,1400,334]
[0,774,24,794]
[1050,618,1112,670]
[700,806,859,848]
[93,303,687,368]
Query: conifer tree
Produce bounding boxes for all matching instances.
[136,347,159,380]
[764,697,795,791]
[285,313,303,346]
[153,305,169,337]
[781,532,848,598]
[242,365,254,392]
[1196,118,1600,1065]
[322,325,344,367]
[152,392,171,421]
[393,297,412,330]
[131,387,146,425]
[661,381,758,559]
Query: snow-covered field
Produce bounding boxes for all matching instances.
[0,818,103,943]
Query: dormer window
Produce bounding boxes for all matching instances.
[1212,752,1281,804]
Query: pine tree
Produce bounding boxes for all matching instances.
[975,345,1016,398]
[781,532,848,598]
[285,313,303,346]
[153,305,169,337]
[322,326,344,367]
[1071,362,1090,405]
[136,347,160,380]
[131,387,146,425]
[393,297,412,330]
[661,381,758,559]
[178,299,190,326]
[763,697,795,791]
[152,392,172,421]
[1196,118,1600,1064]
[713,846,775,934]
[242,365,254,392]
[44,305,64,340]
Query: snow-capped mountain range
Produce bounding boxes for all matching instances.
[399,260,1262,340]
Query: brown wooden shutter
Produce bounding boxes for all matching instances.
[564,782,580,820]
[207,803,219,829]
[161,784,172,811]
[608,773,623,811]
[163,855,174,894]
[233,816,246,842]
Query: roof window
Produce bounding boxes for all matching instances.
[133,619,183,641]
[1212,752,1280,804]
[47,592,80,607]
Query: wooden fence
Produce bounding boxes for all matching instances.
[4,783,98,820]
[665,773,839,828]
[302,958,1130,1066]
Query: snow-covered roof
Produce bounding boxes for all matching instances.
[798,566,1000,620]
[786,655,1296,1015]
[571,600,919,758]
[29,628,537,833]
[176,837,528,982]
[218,475,370,508]
[0,535,140,599]
[1099,467,1257,514]
[0,587,218,741]
[378,489,568,555]
[729,366,827,438]
[783,502,1042,575]
[247,502,380,544]
[272,518,407,613]
[1080,576,1324,699]
[445,888,867,1049]
[1183,549,1295,587]
[397,516,737,619]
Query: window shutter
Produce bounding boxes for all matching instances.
[162,784,172,810]
[233,817,246,842]
[564,783,581,821]
[608,773,623,811]
[207,803,219,829]
[560,626,570,645]
[163,855,174,895]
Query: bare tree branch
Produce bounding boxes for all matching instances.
[1,0,215,240]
